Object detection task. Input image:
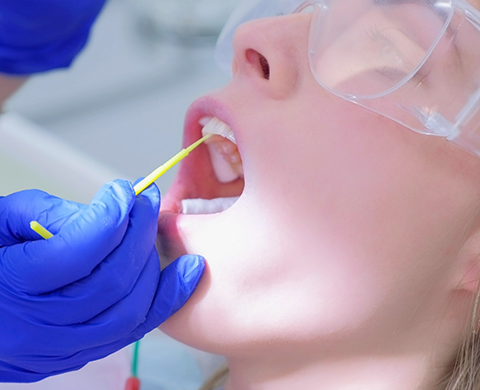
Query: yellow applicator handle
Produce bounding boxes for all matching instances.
[133,133,212,195]
[30,221,54,239]
[30,134,212,238]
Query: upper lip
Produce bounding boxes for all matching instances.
[182,95,238,147]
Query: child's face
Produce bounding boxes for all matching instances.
[159,10,480,359]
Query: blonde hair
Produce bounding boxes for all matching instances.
[435,287,480,390]
[437,333,480,390]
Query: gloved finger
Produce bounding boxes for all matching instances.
[12,248,160,366]
[32,184,161,325]
[0,189,83,246]
[24,255,205,374]
[131,254,205,338]
[0,180,136,294]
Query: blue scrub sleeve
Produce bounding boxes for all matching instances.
[0,0,107,74]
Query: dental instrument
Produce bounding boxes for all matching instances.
[29,133,213,239]
[133,133,213,195]
[30,221,54,239]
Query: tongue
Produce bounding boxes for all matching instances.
[181,197,239,215]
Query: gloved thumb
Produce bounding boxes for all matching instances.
[132,254,205,336]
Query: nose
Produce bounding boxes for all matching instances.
[231,13,312,99]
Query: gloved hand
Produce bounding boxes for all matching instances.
[0,180,205,383]
[0,0,107,74]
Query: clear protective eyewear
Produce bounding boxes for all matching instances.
[215,0,480,157]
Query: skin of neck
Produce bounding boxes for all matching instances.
[226,356,425,390]
[224,349,458,390]
[222,284,473,390]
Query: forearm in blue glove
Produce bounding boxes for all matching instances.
[0,180,205,382]
[0,0,107,74]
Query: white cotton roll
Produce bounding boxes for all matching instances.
[181,197,239,215]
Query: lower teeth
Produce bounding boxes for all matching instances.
[181,197,239,215]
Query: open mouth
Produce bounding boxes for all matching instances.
[180,116,244,214]
[159,100,245,217]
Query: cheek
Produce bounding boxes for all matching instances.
[162,90,468,355]
[163,202,447,356]
[232,100,460,328]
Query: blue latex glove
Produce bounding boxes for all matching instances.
[0,180,205,382]
[0,0,107,74]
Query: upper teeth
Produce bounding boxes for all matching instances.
[200,116,243,184]
[201,117,236,144]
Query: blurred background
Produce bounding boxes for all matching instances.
[1,0,236,203]
[0,0,239,388]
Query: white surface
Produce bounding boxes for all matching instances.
[0,112,124,203]
[0,350,130,390]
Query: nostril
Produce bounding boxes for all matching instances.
[259,54,270,80]
[246,49,270,80]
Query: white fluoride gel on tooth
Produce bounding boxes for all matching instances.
[200,116,242,183]
[201,117,236,144]
[181,197,240,215]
